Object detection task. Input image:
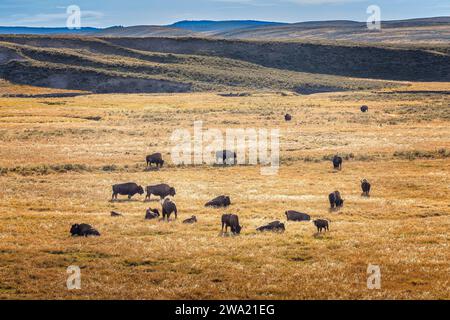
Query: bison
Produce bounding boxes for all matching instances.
[221,214,242,234]
[70,224,100,237]
[361,179,371,197]
[162,198,177,221]
[361,105,369,113]
[285,210,310,221]
[332,155,342,170]
[145,184,176,201]
[216,150,237,165]
[146,153,164,168]
[329,191,344,210]
[205,195,231,208]
[110,211,122,217]
[145,208,160,220]
[183,216,197,224]
[313,219,329,233]
[112,182,144,201]
[285,114,292,121]
[257,220,285,232]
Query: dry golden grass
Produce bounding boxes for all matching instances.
[0,82,449,299]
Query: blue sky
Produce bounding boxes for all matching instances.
[0,0,448,27]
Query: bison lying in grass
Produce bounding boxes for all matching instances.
[70,224,100,237]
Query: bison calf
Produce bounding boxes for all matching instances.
[183,216,197,224]
[70,224,100,237]
[257,221,285,232]
[205,195,231,208]
[221,214,242,234]
[313,219,329,233]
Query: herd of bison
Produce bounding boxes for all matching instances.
[70,110,372,238]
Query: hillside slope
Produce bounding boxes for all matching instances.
[0,35,448,94]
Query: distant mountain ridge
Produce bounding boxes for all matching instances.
[167,20,287,33]
[0,17,449,43]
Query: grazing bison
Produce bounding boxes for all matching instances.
[332,155,343,170]
[145,184,176,201]
[205,195,231,208]
[112,182,144,201]
[257,221,285,232]
[221,214,242,234]
[145,208,160,220]
[285,113,292,121]
[216,150,237,165]
[313,219,329,233]
[329,191,344,209]
[361,179,371,197]
[162,198,177,221]
[70,224,100,237]
[146,153,164,168]
[110,211,122,217]
[361,105,369,113]
[183,216,197,224]
[285,210,311,221]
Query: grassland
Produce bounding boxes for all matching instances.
[0,80,449,299]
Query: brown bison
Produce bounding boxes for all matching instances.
[313,219,329,233]
[285,210,310,221]
[216,150,237,165]
[285,113,292,121]
[146,153,164,168]
[110,211,122,217]
[205,195,231,208]
[112,182,144,200]
[183,216,197,224]
[361,105,369,113]
[329,191,344,209]
[70,224,100,237]
[332,155,342,170]
[162,198,177,221]
[145,184,176,201]
[145,208,160,220]
[257,221,285,232]
[221,214,242,234]
[361,179,371,197]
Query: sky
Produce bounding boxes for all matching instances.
[0,0,449,27]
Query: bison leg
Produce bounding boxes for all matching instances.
[112,192,116,201]
[128,194,132,200]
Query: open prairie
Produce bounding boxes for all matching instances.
[0,80,449,299]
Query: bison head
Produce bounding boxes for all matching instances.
[137,186,144,195]
[70,224,80,236]
[169,187,176,196]
[235,224,242,234]
[225,196,231,206]
[160,160,165,167]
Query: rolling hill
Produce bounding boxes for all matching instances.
[0,34,448,94]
